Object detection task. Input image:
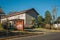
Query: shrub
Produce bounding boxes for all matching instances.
[45,24,51,29]
[0,23,4,30]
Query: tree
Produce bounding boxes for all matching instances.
[44,11,52,24]
[56,16,60,23]
[38,15,43,24]
[57,16,60,21]
[38,15,43,27]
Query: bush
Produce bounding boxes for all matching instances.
[0,23,4,30]
[45,24,51,29]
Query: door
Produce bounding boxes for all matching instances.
[15,20,24,31]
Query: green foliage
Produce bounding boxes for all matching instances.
[0,23,4,30]
[0,24,2,28]
[44,11,52,24]
[2,21,9,30]
[55,16,60,23]
[38,15,45,28]
[38,15,43,23]
[57,16,60,22]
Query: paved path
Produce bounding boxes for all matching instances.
[8,32,60,40]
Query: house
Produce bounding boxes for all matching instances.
[53,21,60,29]
[1,8,39,28]
[0,7,6,23]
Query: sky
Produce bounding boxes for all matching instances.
[0,0,60,18]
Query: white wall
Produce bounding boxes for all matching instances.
[8,14,26,20]
[1,13,26,25]
[1,18,7,23]
[54,24,60,28]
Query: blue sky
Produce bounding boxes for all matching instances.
[0,0,60,17]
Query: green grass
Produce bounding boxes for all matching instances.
[0,24,4,31]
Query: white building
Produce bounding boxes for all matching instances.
[1,8,39,28]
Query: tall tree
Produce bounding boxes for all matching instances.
[45,11,52,24]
